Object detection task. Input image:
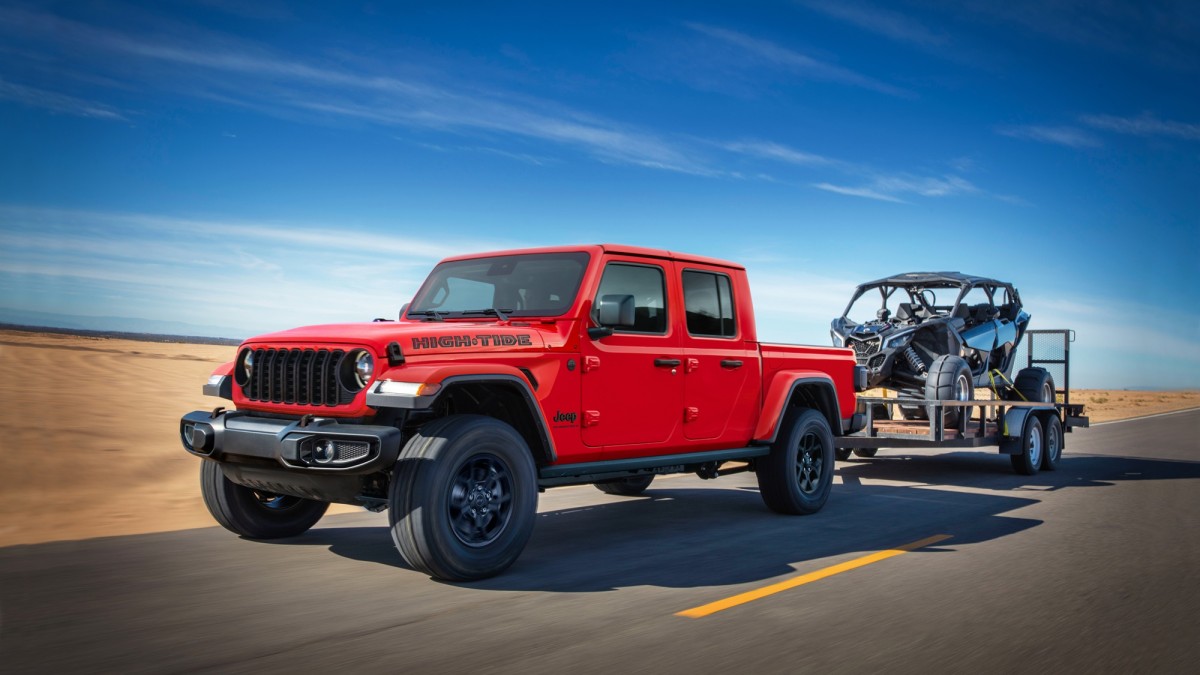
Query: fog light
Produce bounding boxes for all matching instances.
[313,439,335,464]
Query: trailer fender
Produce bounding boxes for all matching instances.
[998,407,1034,455]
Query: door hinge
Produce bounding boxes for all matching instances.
[584,356,601,373]
[684,406,700,423]
[686,358,700,373]
[584,410,601,427]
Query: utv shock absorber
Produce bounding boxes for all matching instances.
[903,346,926,374]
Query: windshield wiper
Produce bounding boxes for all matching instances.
[407,309,446,322]
[461,308,513,322]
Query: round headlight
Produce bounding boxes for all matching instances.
[239,349,255,384]
[354,351,374,387]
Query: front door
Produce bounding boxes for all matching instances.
[580,259,683,450]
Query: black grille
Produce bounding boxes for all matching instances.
[244,348,346,406]
[848,336,881,358]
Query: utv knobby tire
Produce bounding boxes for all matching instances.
[898,405,928,421]
[757,409,834,515]
[389,415,537,581]
[925,355,973,427]
[200,461,329,539]
[594,474,655,496]
[1010,416,1044,476]
[1012,368,1056,404]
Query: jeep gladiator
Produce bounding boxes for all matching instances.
[181,244,866,580]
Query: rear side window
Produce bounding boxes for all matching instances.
[683,270,736,337]
[594,263,667,333]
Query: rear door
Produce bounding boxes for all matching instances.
[678,265,760,442]
[579,257,683,449]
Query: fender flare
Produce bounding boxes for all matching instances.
[754,372,845,443]
[367,366,556,463]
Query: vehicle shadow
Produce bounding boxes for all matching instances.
[835,451,1200,492]
[288,480,1038,591]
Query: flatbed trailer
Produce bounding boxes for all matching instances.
[837,329,1089,475]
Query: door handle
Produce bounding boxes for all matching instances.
[654,358,682,368]
[721,359,744,368]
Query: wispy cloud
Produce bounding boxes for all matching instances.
[812,182,907,203]
[795,1,949,48]
[722,140,833,166]
[684,23,912,97]
[997,124,1102,149]
[0,78,127,120]
[1081,113,1200,141]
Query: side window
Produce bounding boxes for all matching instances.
[683,270,736,338]
[595,263,667,333]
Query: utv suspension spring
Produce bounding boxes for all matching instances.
[903,346,926,374]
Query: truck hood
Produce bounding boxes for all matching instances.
[244,321,548,356]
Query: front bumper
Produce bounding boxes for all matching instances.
[180,409,403,474]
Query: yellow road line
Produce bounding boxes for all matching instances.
[676,533,953,618]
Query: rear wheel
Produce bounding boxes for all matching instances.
[757,409,834,515]
[1012,367,1055,403]
[835,448,852,461]
[1041,415,1063,471]
[1010,416,1044,475]
[595,474,655,496]
[925,355,973,427]
[200,461,329,539]
[389,415,538,581]
[853,448,878,458]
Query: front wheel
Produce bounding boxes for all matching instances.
[925,355,973,427]
[389,415,538,581]
[757,409,834,515]
[1010,416,1044,475]
[200,461,329,539]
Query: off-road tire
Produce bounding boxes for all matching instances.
[1012,367,1056,404]
[200,461,329,539]
[835,448,852,461]
[925,355,973,427]
[853,448,878,458]
[1041,414,1063,471]
[898,404,928,421]
[594,475,655,496]
[757,408,834,515]
[1010,416,1044,475]
[389,415,538,581]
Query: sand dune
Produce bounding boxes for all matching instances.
[1,329,1196,547]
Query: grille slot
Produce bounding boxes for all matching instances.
[335,441,370,463]
[245,347,346,406]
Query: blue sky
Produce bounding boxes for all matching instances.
[1,1,1197,388]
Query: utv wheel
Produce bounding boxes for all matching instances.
[389,415,537,581]
[925,355,973,427]
[200,461,329,539]
[1012,367,1056,404]
[757,409,834,515]
[898,405,928,421]
[1041,415,1063,471]
[1010,416,1044,475]
[835,448,852,461]
[595,474,655,496]
[853,448,878,458]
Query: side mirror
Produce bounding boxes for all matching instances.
[589,294,635,339]
[399,303,410,320]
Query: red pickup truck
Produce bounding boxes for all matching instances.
[181,244,866,579]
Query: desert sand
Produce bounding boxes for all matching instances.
[1,328,1197,547]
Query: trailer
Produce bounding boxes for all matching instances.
[836,329,1089,475]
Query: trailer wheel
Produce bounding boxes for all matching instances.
[200,461,328,539]
[835,448,852,461]
[925,355,973,427]
[1041,415,1063,471]
[1010,416,1044,475]
[758,409,834,515]
[389,415,538,581]
[594,474,655,496]
[853,449,878,458]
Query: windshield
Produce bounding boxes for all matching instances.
[408,252,590,319]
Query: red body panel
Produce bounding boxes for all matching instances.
[213,244,858,463]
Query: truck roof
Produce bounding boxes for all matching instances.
[439,244,745,271]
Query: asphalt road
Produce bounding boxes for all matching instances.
[2,410,1198,674]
